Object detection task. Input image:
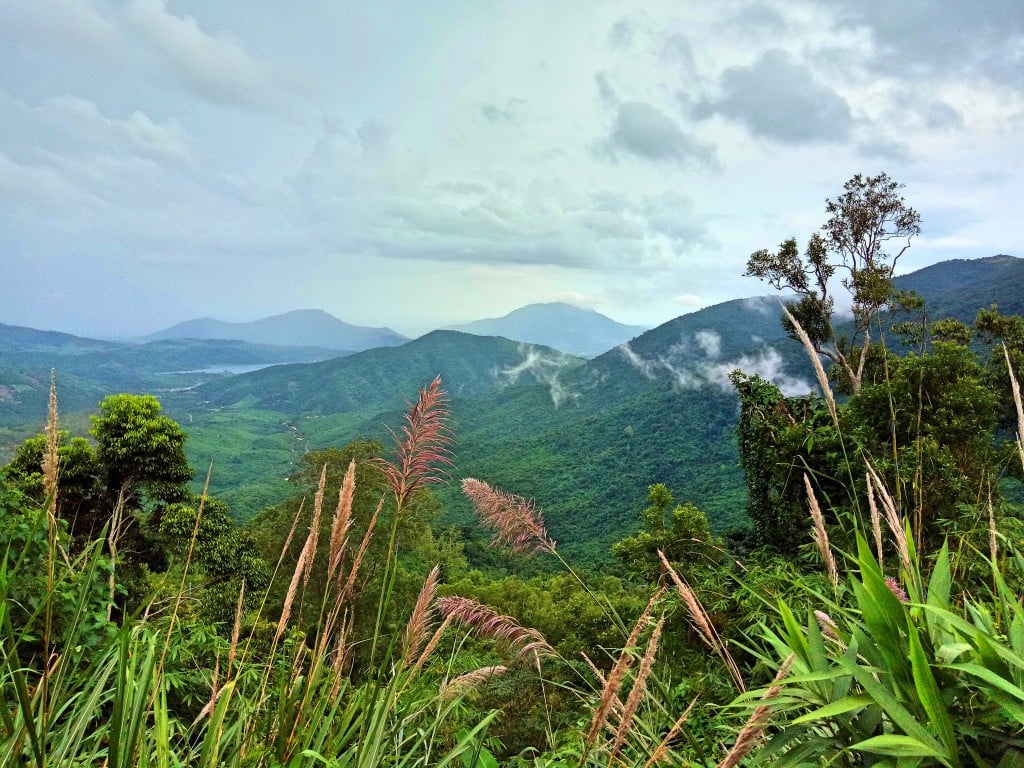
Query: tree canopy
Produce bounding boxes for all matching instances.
[746,172,921,393]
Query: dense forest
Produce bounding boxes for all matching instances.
[3,174,1024,766]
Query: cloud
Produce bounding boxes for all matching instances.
[672,293,705,308]
[595,72,619,107]
[694,329,721,359]
[742,296,778,315]
[43,95,195,165]
[608,17,636,49]
[617,337,811,396]
[856,138,911,163]
[694,49,853,143]
[549,290,600,307]
[125,0,269,108]
[603,101,717,166]
[288,126,709,271]
[478,99,525,124]
[496,345,582,407]
[728,3,789,35]
[832,0,1024,86]
[1,0,120,61]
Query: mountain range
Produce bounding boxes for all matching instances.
[144,309,407,352]
[443,302,648,357]
[2,254,1021,563]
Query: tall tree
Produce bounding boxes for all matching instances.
[746,173,921,393]
[90,393,193,509]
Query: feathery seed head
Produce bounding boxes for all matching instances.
[438,595,553,660]
[461,478,557,555]
[377,377,452,509]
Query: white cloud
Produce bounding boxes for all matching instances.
[125,0,270,107]
[617,338,810,397]
[672,294,705,308]
[495,345,582,407]
[694,329,721,359]
[43,95,195,165]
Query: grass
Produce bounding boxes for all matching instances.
[4,327,1024,766]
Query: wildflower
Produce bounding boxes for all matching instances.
[885,575,908,603]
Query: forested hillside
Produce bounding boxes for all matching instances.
[3,175,1024,766]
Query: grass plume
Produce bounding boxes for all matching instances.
[461,478,557,555]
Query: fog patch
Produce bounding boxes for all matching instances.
[495,345,581,407]
[616,337,811,397]
[742,295,777,315]
[694,329,721,359]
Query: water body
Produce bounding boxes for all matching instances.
[162,363,278,375]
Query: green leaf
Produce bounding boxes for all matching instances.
[907,621,956,757]
[791,694,873,724]
[851,734,944,758]
[927,541,951,609]
[837,656,947,758]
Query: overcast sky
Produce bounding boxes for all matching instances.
[2,0,1022,338]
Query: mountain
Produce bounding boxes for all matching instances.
[169,310,791,558]
[182,331,585,415]
[443,303,648,357]
[6,255,1022,563]
[0,326,346,447]
[893,254,1024,321]
[146,309,407,352]
[0,323,120,355]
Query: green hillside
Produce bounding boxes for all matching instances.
[4,255,1021,564]
[893,254,1024,320]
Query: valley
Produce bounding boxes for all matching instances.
[5,254,1022,565]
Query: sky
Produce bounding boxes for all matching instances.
[1,0,1022,339]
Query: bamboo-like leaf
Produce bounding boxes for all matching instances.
[907,621,956,757]
[836,655,946,758]
[850,734,945,758]
[199,680,236,767]
[791,694,873,724]
[950,663,1024,703]
[927,541,951,609]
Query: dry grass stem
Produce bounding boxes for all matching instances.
[610,615,665,760]
[642,696,699,768]
[411,615,454,676]
[1005,344,1024,474]
[43,371,59,519]
[328,459,356,578]
[377,376,453,508]
[659,550,745,692]
[440,665,507,700]
[804,474,839,587]
[866,471,884,567]
[340,497,382,601]
[866,462,912,577]
[781,304,839,428]
[228,581,245,677]
[585,589,663,752]
[988,489,998,566]
[717,655,794,768]
[276,496,316,641]
[302,464,327,588]
[461,478,557,555]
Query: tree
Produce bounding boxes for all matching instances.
[611,484,722,581]
[90,394,193,510]
[2,432,103,536]
[746,173,921,393]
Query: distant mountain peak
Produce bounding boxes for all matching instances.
[442,302,648,357]
[145,309,407,352]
